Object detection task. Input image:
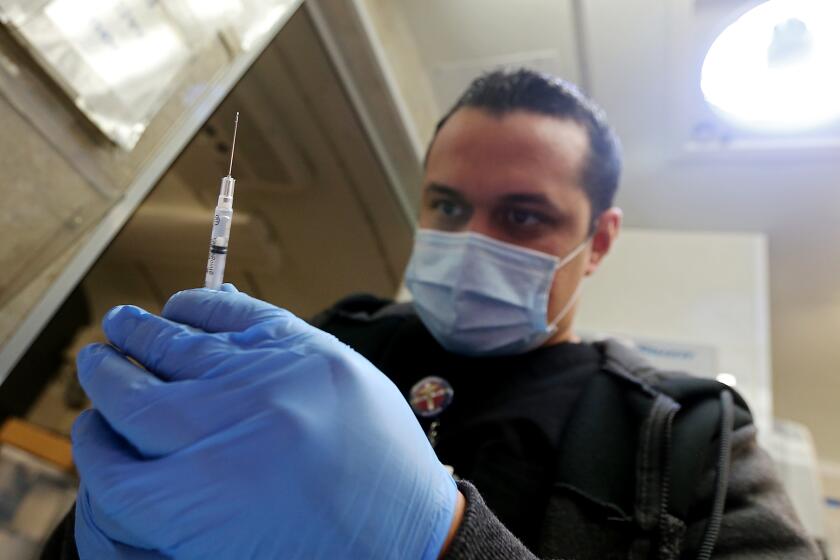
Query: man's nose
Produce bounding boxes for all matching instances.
[463,213,497,240]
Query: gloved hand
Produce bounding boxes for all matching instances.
[72,285,458,560]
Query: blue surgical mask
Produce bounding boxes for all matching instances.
[404,229,589,356]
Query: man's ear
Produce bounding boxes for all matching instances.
[585,208,622,276]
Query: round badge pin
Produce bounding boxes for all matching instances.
[409,376,454,418]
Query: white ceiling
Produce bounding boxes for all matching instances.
[382,0,840,462]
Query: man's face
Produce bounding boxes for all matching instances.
[420,107,618,343]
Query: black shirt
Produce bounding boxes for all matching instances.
[354,312,601,548]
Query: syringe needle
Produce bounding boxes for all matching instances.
[228,111,239,177]
[206,112,240,290]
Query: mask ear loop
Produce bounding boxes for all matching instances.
[544,237,592,334]
[554,236,590,269]
[546,281,585,333]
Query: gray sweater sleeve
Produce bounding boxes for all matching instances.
[444,481,539,560]
[684,424,821,559]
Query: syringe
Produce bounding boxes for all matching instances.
[205,112,240,290]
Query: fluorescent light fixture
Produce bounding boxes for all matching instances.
[701,0,840,131]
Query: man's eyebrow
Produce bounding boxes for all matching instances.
[500,193,566,214]
[500,193,554,205]
[425,183,465,198]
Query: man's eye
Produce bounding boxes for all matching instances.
[432,200,464,218]
[506,209,544,227]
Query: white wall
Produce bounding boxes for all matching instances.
[575,228,773,436]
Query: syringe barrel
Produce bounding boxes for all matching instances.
[205,206,233,290]
[218,176,235,209]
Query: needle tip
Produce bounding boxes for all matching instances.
[228,112,240,177]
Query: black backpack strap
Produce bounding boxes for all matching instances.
[653,377,752,515]
[591,340,755,558]
[695,390,735,560]
[652,378,751,559]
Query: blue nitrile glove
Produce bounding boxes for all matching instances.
[72,284,457,560]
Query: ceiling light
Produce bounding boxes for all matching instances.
[701,0,840,131]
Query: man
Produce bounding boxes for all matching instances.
[45,70,818,559]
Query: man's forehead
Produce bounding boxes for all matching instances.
[425,108,590,199]
[427,108,588,177]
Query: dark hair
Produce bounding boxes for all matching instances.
[429,68,622,230]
